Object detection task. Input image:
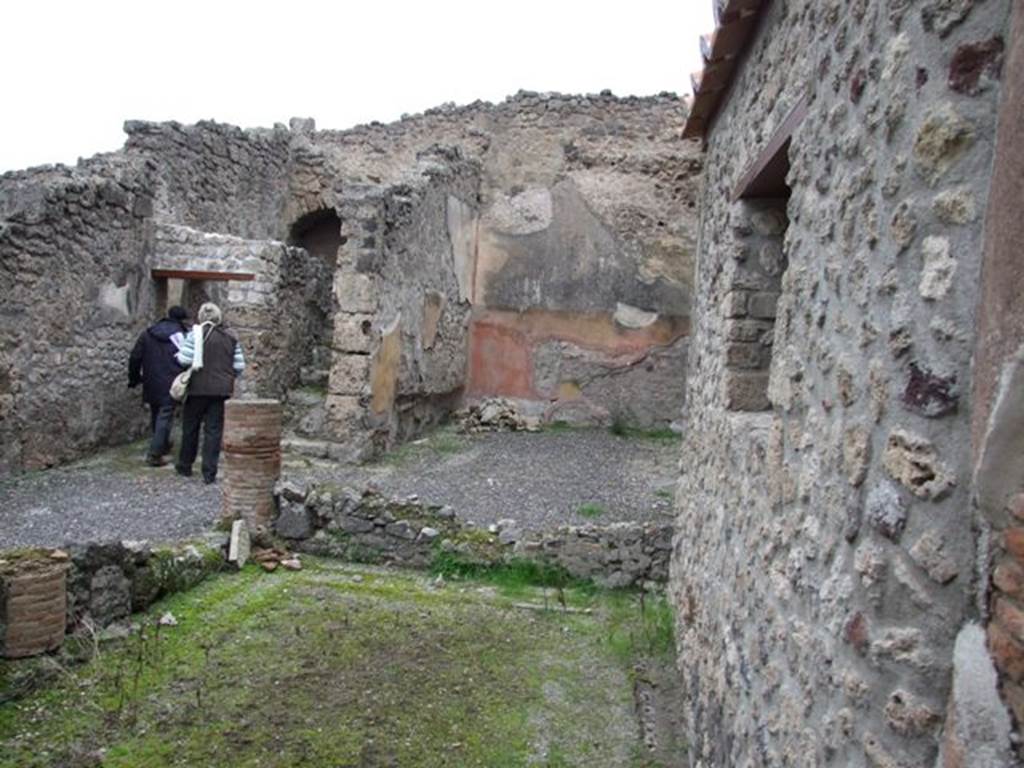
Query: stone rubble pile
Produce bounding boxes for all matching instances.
[454,398,541,434]
[251,548,302,573]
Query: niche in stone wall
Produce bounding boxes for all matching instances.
[722,131,794,411]
[288,208,343,268]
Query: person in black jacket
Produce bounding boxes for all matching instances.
[174,302,246,484]
[128,306,189,466]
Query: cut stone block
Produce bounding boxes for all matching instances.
[328,354,371,395]
[331,314,375,353]
[334,272,378,313]
[229,520,251,568]
[724,371,771,411]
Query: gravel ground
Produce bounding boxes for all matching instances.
[0,428,679,551]
[0,441,221,550]
[290,427,680,530]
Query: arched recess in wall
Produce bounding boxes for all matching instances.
[288,208,343,268]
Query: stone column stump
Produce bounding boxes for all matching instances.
[1,553,69,659]
[222,399,283,530]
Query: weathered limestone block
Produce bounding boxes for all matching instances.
[334,272,378,313]
[883,429,956,499]
[324,395,362,434]
[331,314,374,353]
[328,354,370,395]
[938,625,1014,766]
[724,372,770,411]
[919,236,957,300]
[228,520,251,568]
[912,103,975,185]
[843,426,872,487]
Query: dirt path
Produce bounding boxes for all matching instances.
[291,426,680,530]
[0,427,679,550]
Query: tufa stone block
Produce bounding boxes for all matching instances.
[328,354,370,396]
[723,372,770,411]
[334,272,378,313]
[723,290,748,318]
[324,395,363,436]
[912,103,975,186]
[883,428,956,499]
[725,342,765,370]
[748,292,780,320]
[331,314,374,354]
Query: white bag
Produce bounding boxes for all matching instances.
[170,368,192,402]
[169,322,211,402]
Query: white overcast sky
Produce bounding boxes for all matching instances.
[1,1,714,173]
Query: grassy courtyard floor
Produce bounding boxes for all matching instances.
[0,559,682,767]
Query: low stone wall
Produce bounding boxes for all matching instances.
[274,482,672,588]
[0,538,225,657]
[65,538,225,630]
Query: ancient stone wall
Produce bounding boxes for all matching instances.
[315,93,701,428]
[275,482,673,589]
[2,93,700,473]
[64,539,223,629]
[151,224,331,400]
[320,149,481,456]
[670,1,1014,765]
[123,120,295,241]
[0,156,159,474]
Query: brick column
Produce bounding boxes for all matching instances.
[222,399,282,530]
[1,553,68,659]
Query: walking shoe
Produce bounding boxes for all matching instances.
[145,455,166,467]
[175,466,193,478]
[202,475,217,485]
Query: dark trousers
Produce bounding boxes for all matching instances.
[148,402,176,459]
[177,396,227,482]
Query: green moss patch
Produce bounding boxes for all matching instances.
[374,424,470,468]
[1,560,678,767]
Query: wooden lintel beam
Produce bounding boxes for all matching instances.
[732,92,810,201]
[151,269,256,282]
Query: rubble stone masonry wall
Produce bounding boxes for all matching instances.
[315,93,702,428]
[670,1,1014,765]
[1,93,700,474]
[0,156,158,473]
